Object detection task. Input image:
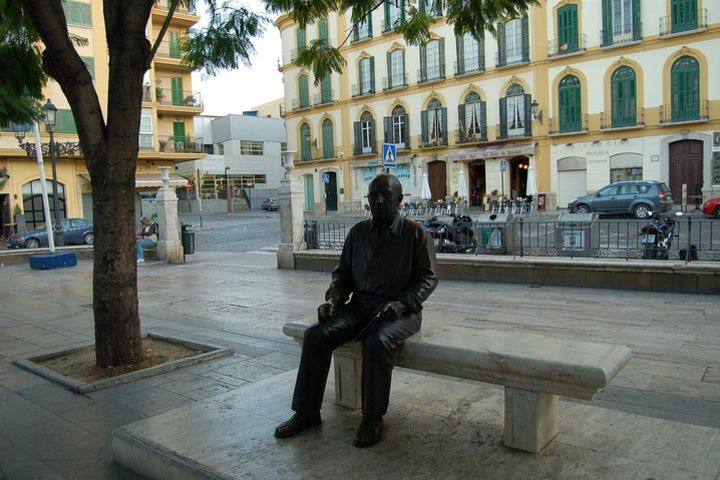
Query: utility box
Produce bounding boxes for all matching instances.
[476,213,515,254]
[555,213,598,257]
[181,224,195,255]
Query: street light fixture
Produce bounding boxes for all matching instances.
[531,100,543,124]
[43,99,64,246]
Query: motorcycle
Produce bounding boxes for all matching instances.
[639,212,680,260]
[421,214,476,253]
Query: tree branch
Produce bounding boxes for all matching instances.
[338,0,385,48]
[147,0,179,69]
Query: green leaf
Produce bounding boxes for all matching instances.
[296,39,346,83]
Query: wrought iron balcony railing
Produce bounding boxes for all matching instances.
[495,46,529,68]
[159,136,203,153]
[155,88,202,107]
[351,82,376,97]
[659,8,707,36]
[599,22,642,47]
[455,127,488,144]
[313,90,335,106]
[417,65,445,84]
[382,74,408,91]
[659,100,709,124]
[454,58,485,76]
[548,114,589,135]
[600,107,645,129]
[547,34,587,57]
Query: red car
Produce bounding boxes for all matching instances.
[703,197,720,218]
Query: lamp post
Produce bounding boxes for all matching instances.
[42,100,64,246]
[225,166,232,213]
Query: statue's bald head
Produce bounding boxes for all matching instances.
[369,174,402,201]
[368,173,403,223]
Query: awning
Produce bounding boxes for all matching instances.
[77,173,189,188]
[448,142,536,162]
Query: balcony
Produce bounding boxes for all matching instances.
[547,34,587,57]
[351,82,375,98]
[417,65,445,85]
[382,74,408,92]
[154,0,197,14]
[159,136,203,153]
[353,143,378,156]
[659,8,707,36]
[155,88,203,108]
[454,58,485,77]
[313,90,335,106]
[455,127,488,144]
[139,134,155,150]
[290,46,306,63]
[599,23,642,47]
[495,47,529,68]
[548,114,589,135]
[418,135,448,148]
[495,124,531,140]
[154,39,184,60]
[291,97,311,110]
[659,100,709,124]
[600,107,645,130]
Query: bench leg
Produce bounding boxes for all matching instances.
[333,349,362,409]
[503,387,559,453]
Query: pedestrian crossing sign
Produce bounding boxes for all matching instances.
[382,144,397,168]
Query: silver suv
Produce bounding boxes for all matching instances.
[568,181,673,219]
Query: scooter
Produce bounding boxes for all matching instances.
[422,214,476,253]
[639,212,680,260]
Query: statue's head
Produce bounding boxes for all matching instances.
[368,173,403,223]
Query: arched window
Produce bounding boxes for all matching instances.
[459,91,486,140]
[321,119,334,159]
[611,66,637,127]
[387,49,405,89]
[671,55,700,122]
[421,98,447,146]
[300,123,311,161]
[420,39,444,83]
[558,75,581,132]
[501,83,529,138]
[384,105,409,148]
[354,111,376,154]
[298,75,309,108]
[358,57,375,95]
[456,32,483,75]
[22,180,66,229]
[384,0,404,32]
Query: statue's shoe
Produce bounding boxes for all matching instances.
[274,412,321,438]
[353,417,383,448]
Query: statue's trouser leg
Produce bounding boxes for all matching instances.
[361,315,421,419]
[291,307,364,414]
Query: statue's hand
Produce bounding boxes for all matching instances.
[377,301,405,323]
[318,302,335,324]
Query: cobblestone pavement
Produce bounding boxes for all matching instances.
[0,250,719,479]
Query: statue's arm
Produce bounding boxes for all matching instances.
[397,228,438,314]
[325,227,354,306]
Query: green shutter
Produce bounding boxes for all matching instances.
[169,31,181,58]
[632,0,642,40]
[420,110,429,143]
[369,57,375,92]
[386,51,392,88]
[558,5,578,53]
[419,43,427,81]
[300,124,311,161]
[321,73,331,103]
[297,28,306,52]
[319,18,328,41]
[438,38,445,78]
[672,0,698,33]
[601,0,613,45]
[171,77,184,105]
[56,110,77,134]
[322,120,334,158]
[497,22,506,66]
[299,75,309,108]
[559,76,581,133]
[671,56,700,122]
[456,35,464,75]
[80,56,95,81]
[367,13,373,37]
[611,67,637,127]
[521,15,529,61]
[499,98,507,138]
[173,122,185,148]
[384,1,391,31]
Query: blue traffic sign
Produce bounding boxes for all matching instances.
[500,159,508,171]
[322,173,330,184]
[382,144,397,168]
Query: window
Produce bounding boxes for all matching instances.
[139,108,153,150]
[384,0,404,32]
[171,76,184,105]
[353,111,376,155]
[455,32,483,75]
[321,119,334,159]
[354,14,372,41]
[419,39,444,83]
[458,92,486,141]
[602,0,640,46]
[611,168,642,183]
[671,0,698,33]
[296,28,306,52]
[320,73,332,104]
[80,56,95,81]
[240,140,264,155]
[497,16,528,66]
[318,18,329,43]
[63,1,92,27]
[168,31,182,58]
[499,83,530,139]
[298,74,309,108]
[386,49,405,89]
[300,123,312,161]
[384,105,409,149]
[421,98,447,146]
[217,143,225,155]
[358,57,375,95]
[419,0,442,18]
[611,66,637,127]
[558,75,582,133]
[23,180,66,229]
[557,4,579,53]
[670,55,700,122]
[55,109,77,134]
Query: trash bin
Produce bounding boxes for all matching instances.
[181,223,195,255]
[554,213,598,257]
[304,220,318,249]
[476,213,514,254]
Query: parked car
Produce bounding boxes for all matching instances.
[5,218,94,249]
[703,197,720,218]
[262,197,279,211]
[568,181,673,219]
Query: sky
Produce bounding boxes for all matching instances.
[191,1,285,116]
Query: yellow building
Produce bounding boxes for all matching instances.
[0,0,204,237]
[277,0,720,213]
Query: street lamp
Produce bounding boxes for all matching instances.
[531,100,543,124]
[225,166,232,213]
[43,100,64,246]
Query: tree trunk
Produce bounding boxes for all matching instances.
[23,0,151,367]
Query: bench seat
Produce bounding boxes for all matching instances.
[283,321,631,453]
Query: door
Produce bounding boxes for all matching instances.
[510,156,528,198]
[304,174,314,211]
[171,76,184,105]
[469,161,486,206]
[558,170,587,208]
[669,140,703,204]
[324,171,338,211]
[427,161,447,200]
[173,122,186,150]
[557,4,579,52]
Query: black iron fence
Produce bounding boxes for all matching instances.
[303,216,720,262]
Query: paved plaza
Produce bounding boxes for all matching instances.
[0,250,719,479]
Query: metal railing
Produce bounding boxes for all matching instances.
[600,107,645,129]
[138,134,154,150]
[382,74,408,91]
[455,127,488,144]
[154,1,197,14]
[292,97,311,110]
[454,58,485,76]
[495,124,530,140]
[417,65,446,84]
[313,90,335,106]
[154,39,184,59]
[159,136,203,153]
[659,8,708,36]
[548,114,589,135]
[290,47,306,62]
[352,143,378,156]
[303,216,720,262]
[418,134,448,148]
[599,22,642,46]
[547,34,587,57]
[495,47,528,68]
[351,82,376,97]
[659,100,709,124]
[155,88,202,107]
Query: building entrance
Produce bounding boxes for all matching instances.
[1,194,12,237]
[324,171,338,211]
[510,156,529,199]
[469,161,486,206]
[427,160,447,200]
[669,140,703,205]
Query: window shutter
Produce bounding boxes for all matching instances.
[401,0,406,22]
[353,25,359,42]
[369,119,376,152]
[480,100,487,138]
[497,22,506,66]
[521,15,529,62]
[169,31,181,58]
[353,122,362,155]
[524,94,532,136]
[80,56,95,81]
[457,104,466,133]
[456,35,465,74]
[477,35,485,70]
[419,43,427,82]
[384,1,391,31]
[499,98,507,138]
[319,18,328,41]
[370,56,376,92]
[402,114,410,147]
[601,0,612,46]
[421,110,429,143]
[79,2,91,26]
[440,107,448,144]
[632,0,642,40]
[386,51,392,88]
[56,110,77,134]
[367,13,373,38]
[299,75,308,107]
[171,77,183,105]
[438,38,446,78]
[297,28,306,50]
[383,116,392,143]
[321,73,331,103]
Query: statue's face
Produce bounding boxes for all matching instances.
[368,176,402,222]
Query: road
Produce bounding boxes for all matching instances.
[179,210,280,253]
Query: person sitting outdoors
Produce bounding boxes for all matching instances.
[136,216,158,263]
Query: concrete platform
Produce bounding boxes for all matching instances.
[113,369,720,480]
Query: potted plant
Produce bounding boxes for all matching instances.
[183,94,196,106]
[155,87,165,102]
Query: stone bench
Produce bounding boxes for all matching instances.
[283,321,631,453]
